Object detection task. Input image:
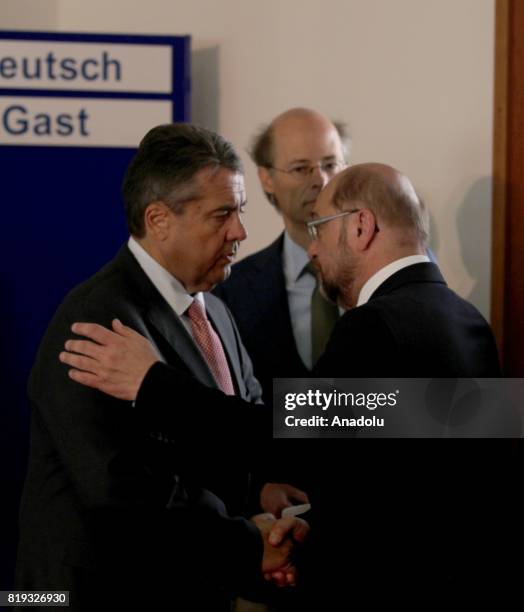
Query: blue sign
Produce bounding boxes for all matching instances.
[0,30,191,588]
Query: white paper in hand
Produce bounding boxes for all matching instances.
[281,503,311,518]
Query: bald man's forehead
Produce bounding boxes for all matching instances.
[272,114,336,138]
[271,117,343,164]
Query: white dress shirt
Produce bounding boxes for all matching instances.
[357,255,430,306]
[127,236,205,339]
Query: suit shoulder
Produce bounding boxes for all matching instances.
[370,282,489,326]
[52,265,129,329]
[40,253,134,346]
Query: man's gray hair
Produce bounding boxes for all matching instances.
[122,123,243,237]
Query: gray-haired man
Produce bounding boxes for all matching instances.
[17,123,308,611]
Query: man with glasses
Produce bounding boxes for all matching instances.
[307,162,500,375]
[213,108,348,521]
[214,108,349,403]
[301,162,506,605]
[59,163,513,606]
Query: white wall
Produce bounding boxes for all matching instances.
[0,0,59,28]
[1,0,495,318]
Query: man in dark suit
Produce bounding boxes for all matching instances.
[296,162,514,605]
[16,124,308,611]
[307,162,501,377]
[214,108,349,405]
[59,162,518,605]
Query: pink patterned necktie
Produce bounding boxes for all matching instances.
[186,299,235,395]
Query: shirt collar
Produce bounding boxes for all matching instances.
[282,231,311,286]
[357,254,430,306]
[128,236,205,315]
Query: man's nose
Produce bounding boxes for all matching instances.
[227,211,247,242]
[309,165,330,189]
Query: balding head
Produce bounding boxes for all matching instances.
[308,163,429,308]
[331,163,429,248]
[250,107,349,249]
[272,107,332,127]
[250,107,349,175]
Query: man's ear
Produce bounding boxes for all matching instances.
[257,166,275,197]
[355,209,378,250]
[143,201,172,240]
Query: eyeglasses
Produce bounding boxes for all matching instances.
[266,160,346,180]
[306,209,360,240]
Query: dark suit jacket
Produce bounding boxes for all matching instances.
[214,234,309,403]
[295,262,514,606]
[315,261,501,377]
[16,245,267,611]
[142,262,521,606]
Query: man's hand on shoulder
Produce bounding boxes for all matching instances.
[59,319,161,401]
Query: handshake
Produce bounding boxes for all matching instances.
[250,483,311,588]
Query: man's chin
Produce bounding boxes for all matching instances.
[207,264,232,290]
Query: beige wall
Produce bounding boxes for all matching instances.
[1,0,495,318]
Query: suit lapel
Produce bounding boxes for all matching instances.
[253,235,308,369]
[117,245,219,390]
[145,299,219,390]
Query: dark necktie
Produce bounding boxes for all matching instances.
[307,262,340,365]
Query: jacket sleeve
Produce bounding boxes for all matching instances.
[135,361,271,444]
